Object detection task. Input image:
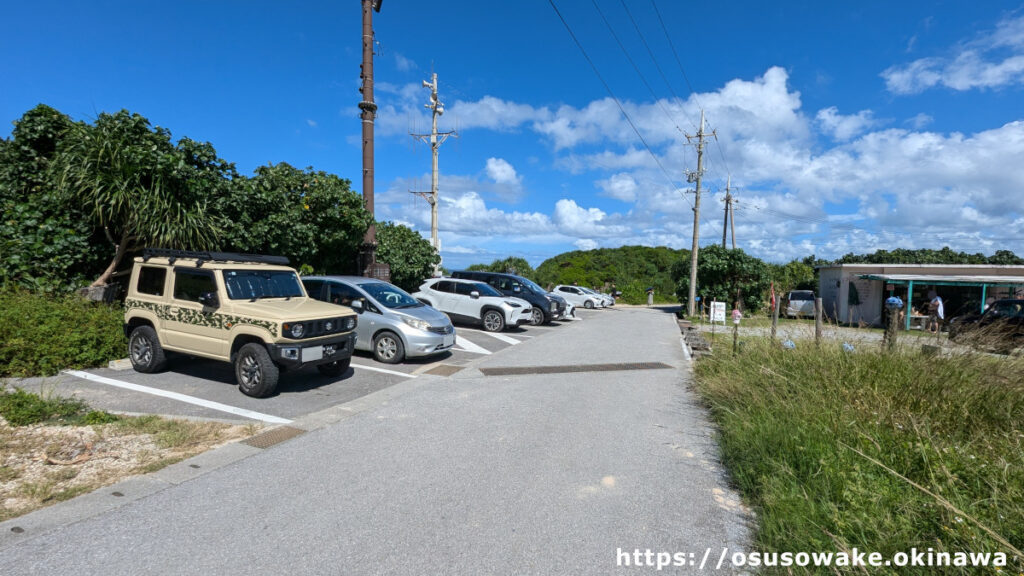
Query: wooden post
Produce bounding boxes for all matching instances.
[771,298,779,340]
[885,307,899,351]
[732,322,739,356]
[814,297,823,347]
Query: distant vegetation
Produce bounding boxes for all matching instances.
[534,246,685,304]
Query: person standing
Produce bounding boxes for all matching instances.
[927,290,944,334]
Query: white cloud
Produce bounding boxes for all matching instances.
[574,239,598,251]
[394,53,416,72]
[907,113,934,129]
[306,119,317,128]
[882,14,1024,94]
[816,107,877,141]
[485,157,520,185]
[597,173,639,202]
[552,199,631,237]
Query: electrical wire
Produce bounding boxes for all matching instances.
[548,0,692,208]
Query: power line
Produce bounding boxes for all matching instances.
[548,0,691,207]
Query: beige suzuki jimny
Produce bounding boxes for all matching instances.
[123,248,357,397]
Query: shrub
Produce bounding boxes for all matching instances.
[0,388,87,426]
[0,290,126,377]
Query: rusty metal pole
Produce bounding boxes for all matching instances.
[358,0,381,277]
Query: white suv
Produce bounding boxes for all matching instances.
[554,285,605,309]
[412,278,532,332]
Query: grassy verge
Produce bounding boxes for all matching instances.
[0,289,126,377]
[694,341,1024,573]
[0,387,258,522]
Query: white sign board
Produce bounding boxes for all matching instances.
[711,302,726,324]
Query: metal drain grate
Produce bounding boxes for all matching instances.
[243,426,305,449]
[424,364,463,377]
[479,362,673,376]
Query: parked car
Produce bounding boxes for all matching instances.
[947,298,1024,351]
[450,270,567,325]
[124,249,357,397]
[785,290,816,318]
[302,276,455,364]
[412,278,532,332]
[579,286,614,307]
[553,285,604,309]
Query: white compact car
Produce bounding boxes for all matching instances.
[413,278,533,332]
[579,286,615,307]
[553,285,605,309]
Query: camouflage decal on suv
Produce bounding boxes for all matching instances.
[126,298,279,335]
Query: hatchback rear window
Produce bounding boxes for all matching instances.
[789,291,814,301]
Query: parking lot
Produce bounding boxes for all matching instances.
[10,310,608,425]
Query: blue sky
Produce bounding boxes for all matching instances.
[3,1,1023,269]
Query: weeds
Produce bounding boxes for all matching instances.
[695,340,1024,573]
[0,388,118,426]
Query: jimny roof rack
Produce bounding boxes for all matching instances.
[142,248,290,267]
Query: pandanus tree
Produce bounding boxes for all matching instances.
[54,111,222,287]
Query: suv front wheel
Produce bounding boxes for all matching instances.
[128,326,167,373]
[528,307,544,326]
[235,343,280,398]
[482,309,506,332]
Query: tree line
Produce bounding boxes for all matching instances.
[468,245,1023,310]
[0,104,439,293]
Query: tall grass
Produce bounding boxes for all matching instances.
[695,341,1024,573]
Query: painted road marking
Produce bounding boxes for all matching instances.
[473,330,522,346]
[351,363,417,378]
[63,370,292,424]
[453,335,492,355]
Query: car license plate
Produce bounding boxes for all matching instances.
[443,334,455,347]
[303,346,323,362]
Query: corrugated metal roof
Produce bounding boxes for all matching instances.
[858,273,1024,286]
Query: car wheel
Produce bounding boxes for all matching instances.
[128,326,167,373]
[529,307,544,326]
[373,331,405,364]
[584,300,595,309]
[235,343,280,398]
[317,357,351,377]
[482,310,506,332]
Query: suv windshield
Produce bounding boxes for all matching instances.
[361,282,422,309]
[519,277,545,294]
[224,269,304,300]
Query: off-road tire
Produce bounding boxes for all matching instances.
[482,309,506,332]
[529,307,544,326]
[235,343,280,398]
[128,326,167,373]
[373,331,405,364]
[317,357,352,377]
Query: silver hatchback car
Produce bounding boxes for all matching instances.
[302,276,456,364]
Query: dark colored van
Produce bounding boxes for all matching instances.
[450,270,567,325]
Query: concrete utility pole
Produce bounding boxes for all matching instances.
[685,110,713,317]
[358,0,389,280]
[410,72,456,276]
[721,175,736,250]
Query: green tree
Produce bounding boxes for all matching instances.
[534,245,684,298]
[54,110,220,286]
[769,260,816,294]
[466,257,536,279]
[212,163,371,273]
[376,222,440,292]
[673,245,769,311]
[0,105,106,291]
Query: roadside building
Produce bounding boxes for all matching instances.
[817,264,1024,328]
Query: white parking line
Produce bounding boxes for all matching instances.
[453,336,492,355]
[475,330,522,346]
[351,363,417,378]
[63,370,292,424]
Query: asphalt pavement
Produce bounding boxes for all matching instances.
[0,306,751,575]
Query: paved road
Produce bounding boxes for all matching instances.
[0,307,750,575]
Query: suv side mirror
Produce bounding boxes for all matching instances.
[198,292,219,308]
[470,291,480,299]
[350,300,364,313]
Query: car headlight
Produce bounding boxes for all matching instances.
[344,316,357,331]
[284,322,304,338]
[505,301,522,308]
[402,316,430,331]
